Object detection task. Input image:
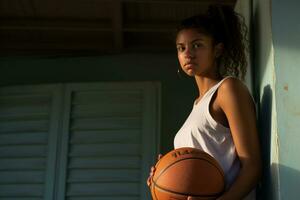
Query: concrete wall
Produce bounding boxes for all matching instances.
[272,0,300,199]
[253,0,300,199]
[252,0,280,199]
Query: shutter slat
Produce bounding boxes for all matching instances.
[0,145,46,157]
[70,117,141,130]
[0,105,49,116]
[72,91,141,105]
[0,170,45,183]
[68,169,140,182]
[68,157,140,169]
[0,132,47,145]
[0,114,49,121]
[66,183,139,196]
[0,119,49,133]
[0,184,44,196]
[72,103,141,118]
[0,158,45,170]
[0,94,50,104]
[69,144,140,156]
[70,130,140,144]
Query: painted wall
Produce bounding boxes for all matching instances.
[252,0,280,199]
[253,0,300,199]
[272,0,300,199]
[0,53,196,155]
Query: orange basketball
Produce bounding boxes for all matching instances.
[150,147,225,200]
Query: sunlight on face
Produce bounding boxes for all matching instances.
[176,28,218,77]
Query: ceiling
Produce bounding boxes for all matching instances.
[0,0,236,56]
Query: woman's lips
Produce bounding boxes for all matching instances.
[185,63,196,69]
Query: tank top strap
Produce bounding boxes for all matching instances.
[198,76,234,131]
[205,76,235,100]
[204,76,256,107]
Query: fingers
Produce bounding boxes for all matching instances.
[147,166,156,187]
[157,154,163,160]
[147,154,162,187]
[147,168,153,186]
[147,176,151,186]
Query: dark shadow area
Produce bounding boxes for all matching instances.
[252,1,276,198]
[256,85,273,200]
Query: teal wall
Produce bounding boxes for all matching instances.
[0,53,196,155]
[254,0,300,199]
[272,0,300,199]
[252,0,279,199]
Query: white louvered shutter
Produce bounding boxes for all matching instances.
[0,82,160,200]
[0,85,63,200]
[56,82,160,200]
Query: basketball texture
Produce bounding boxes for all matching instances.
[150,147,225,200]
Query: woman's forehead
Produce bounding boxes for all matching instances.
[176,29,212,43]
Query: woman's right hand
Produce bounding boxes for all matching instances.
[146,154,162,187]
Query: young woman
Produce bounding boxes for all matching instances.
[148,5,261,200]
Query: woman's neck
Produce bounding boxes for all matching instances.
[195,74,222,98]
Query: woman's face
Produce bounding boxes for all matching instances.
[176,28,222,77]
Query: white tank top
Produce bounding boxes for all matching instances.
[174,76,256,199]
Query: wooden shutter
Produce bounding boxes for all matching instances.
[0,82,160,200]
[0,85,63,200]
[56,82,160,200]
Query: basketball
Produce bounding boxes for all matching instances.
[150,147,225,200]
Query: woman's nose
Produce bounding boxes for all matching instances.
[184,48,194,59]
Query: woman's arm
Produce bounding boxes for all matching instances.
[216,78,262,200]
[189,78,262,200]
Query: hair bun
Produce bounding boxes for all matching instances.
[207,5,236,47]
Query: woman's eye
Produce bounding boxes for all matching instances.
[176,46,185,52]
[193,43,202,48]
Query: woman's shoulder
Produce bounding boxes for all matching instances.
[219,76,250,95]
[217,76,254,105]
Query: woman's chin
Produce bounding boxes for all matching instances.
[185,70,196,76]
[184,68,195,76]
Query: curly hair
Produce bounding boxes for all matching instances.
[175,5,249,80]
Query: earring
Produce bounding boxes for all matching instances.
[177,68,182,79]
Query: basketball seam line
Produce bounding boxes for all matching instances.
[153,180,222,197]
[152,157,225,196]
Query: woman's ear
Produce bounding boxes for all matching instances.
[214,43,224,58]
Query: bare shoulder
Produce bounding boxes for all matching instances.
[217,77,254,109]
[219,76,248,92]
